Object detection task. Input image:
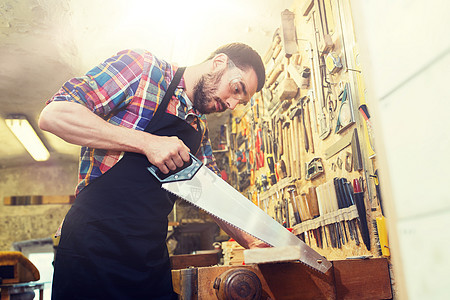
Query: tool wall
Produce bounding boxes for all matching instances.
[216,0,388,261]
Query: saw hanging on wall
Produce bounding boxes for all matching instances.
[307,9,331,140]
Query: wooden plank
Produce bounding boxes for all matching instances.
[244,246,305,264]
[42,195,74,204]
[3,195,74,205]
[333,258,392,300]
[170,251,220,270]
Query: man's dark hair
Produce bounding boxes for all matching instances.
[207,43,266,92]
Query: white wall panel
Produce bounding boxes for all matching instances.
[354,0,450,100]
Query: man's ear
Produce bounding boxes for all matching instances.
[212,53,228,71]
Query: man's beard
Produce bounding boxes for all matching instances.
[193,68,226,114]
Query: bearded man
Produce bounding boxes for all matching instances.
[39,43,267,299]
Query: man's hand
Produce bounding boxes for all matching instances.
[143,135,191,174]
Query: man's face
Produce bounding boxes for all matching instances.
[193,61,258,114]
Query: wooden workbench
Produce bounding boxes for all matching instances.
[172,257,392,299]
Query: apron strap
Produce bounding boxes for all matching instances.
[146,67,186,130]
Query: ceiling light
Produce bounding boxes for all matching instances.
[5,115,50,161]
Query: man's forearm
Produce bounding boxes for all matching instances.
[39,101,147,152]
[39,101,190,173]
[211,214,270,249]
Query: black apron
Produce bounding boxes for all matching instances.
[52,68,201,300]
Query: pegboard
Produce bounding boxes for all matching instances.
[219,0,388,261]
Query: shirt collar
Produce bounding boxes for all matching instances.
[177,74,203,117]
[177,75,186,90]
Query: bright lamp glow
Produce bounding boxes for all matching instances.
[5,115,50,161]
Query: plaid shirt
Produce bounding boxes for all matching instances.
[47,49,219,196]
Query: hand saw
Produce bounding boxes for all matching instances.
[148,154,332,273]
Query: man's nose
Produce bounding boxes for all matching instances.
[226,98,240,110]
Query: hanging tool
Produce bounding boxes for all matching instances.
[307,90,318,134]
[308,11,331,140]
[352,178,371,251]
[289,116,298,179]
[304,97,315,153]
[315,0,334,53]
[263,28,282,64]
[351,128,364,171]
[287,187,302,225]
[262,120,269,156]
[230,117,237,150]
[334,82,355,133]
[299,97,310,153]
[282,190,290,228]
[271,118,278,161]
[344,151,352,172]
[305,158,324,181]
[370,169,385,216]
[341,179,360,246]
[287,115,296,179]
[301,67,311,89]
[274,199,280,224]
[266,64,284,89]
[279,77,299,101]
[290,106,303,178]
[281,9,299,58]
[288,107,300,179]
[298,192,311,223]
[324,129,353,160]
[276,115,284,161]
[335,84,347,133]
[359,104,376,156]
[307,187,320,218]
[276,160,287,180]
[287,64,311,90]
[334,178,351,243]
[325,52,343,74]
[326,180,343,248]
[255,128,264,169]
[282,120,292,177]
[375,216,390,257]
[266,130,277,185]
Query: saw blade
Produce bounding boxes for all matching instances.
[162,165,332,273]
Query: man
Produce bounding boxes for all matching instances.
[39,43,267,299]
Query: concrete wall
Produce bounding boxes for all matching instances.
[351,1,450,299]
[0,162,77,250]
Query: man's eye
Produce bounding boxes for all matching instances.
[232,83,242,95]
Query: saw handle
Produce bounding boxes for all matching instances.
[147,153,203,183]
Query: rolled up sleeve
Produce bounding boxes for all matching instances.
[47,49,145,118]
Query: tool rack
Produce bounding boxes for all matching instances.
[214,0,389,263]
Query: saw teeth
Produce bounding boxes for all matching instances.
[162,187,275,247]
[161,186,331,274]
